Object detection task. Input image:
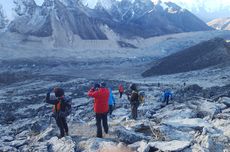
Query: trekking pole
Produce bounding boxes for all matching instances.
[148,121,158,140]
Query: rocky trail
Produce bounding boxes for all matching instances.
[0,74,230,152]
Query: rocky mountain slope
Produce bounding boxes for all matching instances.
[0,74,230,152]
[142,38,230,77]
[208,17,230,31]
[8,0,212,40]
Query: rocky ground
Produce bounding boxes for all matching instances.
[0,31,230,152]
[0,71,230,152]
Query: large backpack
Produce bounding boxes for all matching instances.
[61,97,72,117]
[138,91,145,104]
[131,91,145,106]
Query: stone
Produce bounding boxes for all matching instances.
[144,140,191,152]
[1,136,14,142]
[114,126,151,144]
[48,136,76,152]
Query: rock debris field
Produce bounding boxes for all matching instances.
[0,74,230,152]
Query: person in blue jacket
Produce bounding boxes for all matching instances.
[163,89,173,105]
[108,88,116,116]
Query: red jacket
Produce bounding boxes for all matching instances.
[119,85,124,93]
[88,88,109,113]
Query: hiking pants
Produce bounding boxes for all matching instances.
[119,92,123,98]
[164,96,170,105]
[131,104,138,120]
[109,105,114,116]
[55,115,68,137]
[96,112,108,138]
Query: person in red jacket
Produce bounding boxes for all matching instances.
[88,82,110,138]
[118,84,124,98]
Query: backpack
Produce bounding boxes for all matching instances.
[138,91,145,104]
[131,91,145,106]
[61,97,72,117]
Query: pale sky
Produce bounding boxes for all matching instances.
[0,0,229,20]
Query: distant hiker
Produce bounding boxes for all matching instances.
[127,83,139,120]
[158,82,160,87]
[88,82,110,138]
[163,89,173,105]
[183,82,186,87]
[45,87,71,139]
[118,84,124,98]
[109,88,116,117]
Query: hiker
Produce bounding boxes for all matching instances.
[163,89,173,105]
[127,83,139,120]
[109,88,116,117]
[118,84,124,98]
[45,87,71,139]
[88,82,110,138]
[158,82,160,87]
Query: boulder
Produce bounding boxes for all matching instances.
[196,135,225,152]
[79,137,116,152]
[219,97,230,107]
[128,140,148,152]
[114,126,151,144]
[143,140,191,151]
[0,146,17,152]
[10,139,27,149]
[48,136,76,152]
[153,125,192,141]
[1,136,14,142]
[162,118,212,131]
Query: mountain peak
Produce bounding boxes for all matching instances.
[7,0,211,40]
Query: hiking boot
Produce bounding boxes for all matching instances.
[58,135,64,139]
[65,132,69,136]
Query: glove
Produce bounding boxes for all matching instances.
[114,103,116,107]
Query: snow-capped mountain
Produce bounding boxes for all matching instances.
[161,0,230,22]
[82,0,230,22]
[8,0,107,39]
[8,0,211,39]
[0,5,8,29]
[208,17,230,31]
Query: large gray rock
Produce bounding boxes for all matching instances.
[1,136,14,142]
[143,140,191,152]
[196,134,225,152]
[219,97,230,107]
[162,118,212,131]
[48,136,76,152]
[10,139,27,149]
[0,146,17,152]
[79,137,116,152]
[114,126,151,144]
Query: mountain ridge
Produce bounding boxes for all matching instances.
[208,17,230,31]
[142,37,230,77]
[7,0,212,40]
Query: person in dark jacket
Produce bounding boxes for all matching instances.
[88,82,110,138]
[163,89,173,105]
[45,87,69,139]
[127,83,139,120]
